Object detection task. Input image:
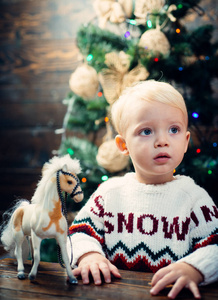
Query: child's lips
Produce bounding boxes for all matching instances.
[154,153,171,163]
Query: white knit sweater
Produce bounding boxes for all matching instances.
[68,173,218,285]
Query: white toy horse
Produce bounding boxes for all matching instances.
[0,154,83,284]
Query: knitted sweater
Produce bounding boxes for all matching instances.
[68,173,218,285]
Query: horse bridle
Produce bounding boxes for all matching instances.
[56,169,83,268]
[57,169,83,199]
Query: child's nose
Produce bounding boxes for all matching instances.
[154,134,169,148]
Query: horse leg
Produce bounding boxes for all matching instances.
[28,231,41,281]
[14,230,26,279]
[28,236,34,264]
[56,235,78,284]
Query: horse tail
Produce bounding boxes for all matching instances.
[0,200,30,257]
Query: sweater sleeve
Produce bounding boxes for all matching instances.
[177,185,218,285]
[178,245,218,285]
[67,189,106,268]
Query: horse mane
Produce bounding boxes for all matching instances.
[42,154,81,177]
[31,155,81,205]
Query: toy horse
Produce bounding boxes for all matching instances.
[0,154,83,284]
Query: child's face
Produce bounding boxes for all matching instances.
[116,100,190,184]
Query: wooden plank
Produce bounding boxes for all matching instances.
[0,102,66,128]
[0,0,95,41]
[0,290,71,300]
[0,0,95,85]
[0,168,41,211]
[0,85,70,103]
[0,169,40,211]
[0,128,62,168]
[0,40,81,85]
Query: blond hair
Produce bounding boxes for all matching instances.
[111,80,188,135]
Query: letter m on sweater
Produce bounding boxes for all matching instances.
[161,216,190,240]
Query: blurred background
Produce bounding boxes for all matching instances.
[0,0,217,260]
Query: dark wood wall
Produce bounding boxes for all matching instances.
[0,0,217,218]
[0,0,95,216]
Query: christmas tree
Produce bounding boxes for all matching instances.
[57,0,218,209]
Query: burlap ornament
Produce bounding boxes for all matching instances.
[99,51,149,104]
[93,0,133,28]
[119,0,133,19]
[134,0,165,25]
[139,29,170,56]
[69,64,99,100]
[96,139,129,172]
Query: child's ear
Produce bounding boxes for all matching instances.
[184,131,191,153]
[115,135,129,156]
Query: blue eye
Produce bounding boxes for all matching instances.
[169,127,179,134]
[140,128,152,136]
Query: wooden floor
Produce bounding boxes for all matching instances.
[0,0,95,216]
[0,0,217,218]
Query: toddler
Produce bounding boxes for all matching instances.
[68,81,218,299]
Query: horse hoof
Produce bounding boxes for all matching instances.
[67,276,78,285]
[17,273,25,280]
[28,274,36,281]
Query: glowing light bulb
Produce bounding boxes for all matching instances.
[67,148,74,155]
[178,67,183,71]
[81,177,87,183]
[196,149,201,154]
[147,20,152,28]
[192,112,199,118]
[86,54,93,61]
[104,117,109,123]
[213,142,217,147]
[176,28,181,34]
[124,31,130,38]
[101,175,109,181]
[208,170,212,175]
[154,57,159,62]
[129,19,136,25]
[98,91,103,97]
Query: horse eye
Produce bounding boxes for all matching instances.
[67,180,72,185]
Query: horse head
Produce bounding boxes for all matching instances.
[32,155,84,206]
[58,165,83,203]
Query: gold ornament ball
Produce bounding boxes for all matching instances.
[96,140,129,172]
[69,64,99,100]
[139,29,170,56]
